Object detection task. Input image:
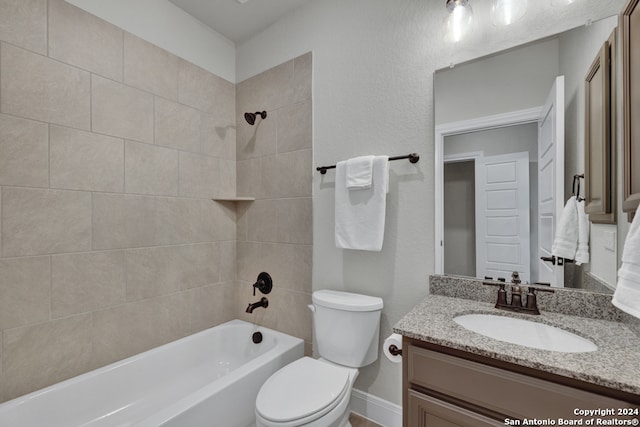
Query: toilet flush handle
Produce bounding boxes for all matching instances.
[307,304,315,313]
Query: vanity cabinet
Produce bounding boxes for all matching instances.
[403,338,638,427]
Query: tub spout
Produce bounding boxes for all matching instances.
[246,297,269,313]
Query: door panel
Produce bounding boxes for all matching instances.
[476,152,530,282]
[538,76,565,287]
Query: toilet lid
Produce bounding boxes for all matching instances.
[256,357,350,423]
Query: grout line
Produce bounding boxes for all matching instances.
[48,254,52,321]
[47,124,51,188]
[45,0,50,58]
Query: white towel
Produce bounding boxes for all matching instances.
[575,199,590,265]
[346,155,375,189]
[551,196,579,260]
[612,206,640,319]
[335,156,389,251]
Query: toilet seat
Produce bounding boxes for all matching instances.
[255,357,350,425]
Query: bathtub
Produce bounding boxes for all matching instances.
[0,319,304,427]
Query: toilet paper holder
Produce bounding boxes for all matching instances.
[388,344,402,356]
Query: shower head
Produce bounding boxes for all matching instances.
[244,111,267,125]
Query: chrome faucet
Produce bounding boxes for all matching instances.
[246,297,269,313]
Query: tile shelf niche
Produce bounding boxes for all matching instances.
[211,197,256,202]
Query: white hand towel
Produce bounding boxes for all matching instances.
[346,155,375,189]
[551,196,579,260]
[612,207,640,319]
[335,156,389,251]
[575,199,590,265]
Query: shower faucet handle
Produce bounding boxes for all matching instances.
[252,272,273,296]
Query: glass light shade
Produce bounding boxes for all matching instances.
[444,0,474,43]
[491,0,527,26]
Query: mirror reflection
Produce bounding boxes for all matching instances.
[435,15,619,293]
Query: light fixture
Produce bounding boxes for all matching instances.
[491,0,527,26]
[444,0,474,43]
[551,0,579,6]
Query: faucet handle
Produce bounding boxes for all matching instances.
[252,272,273,296]
[511,271,521,284]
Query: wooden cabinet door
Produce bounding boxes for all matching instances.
[408,391,503,427]
[622,0,640,220]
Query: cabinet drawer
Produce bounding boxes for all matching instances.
[408,390,503,427]
[408,345,631,420]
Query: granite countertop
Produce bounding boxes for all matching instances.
[393,294,640,396]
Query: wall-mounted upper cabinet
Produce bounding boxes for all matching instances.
[622,0,640,222]
[584,30,616,224]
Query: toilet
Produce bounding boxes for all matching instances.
[255,290,384,427]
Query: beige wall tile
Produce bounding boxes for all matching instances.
[92,193,156,250]
[91,75,154,143]
[154,97,201,153]
[277,198,313,245]
[0,256,50,330]
[293,52,312,104]
[236,202,249,242]
[200,112,235,160]
[0,114,48,187]
[178,152,219,198]
[51,251,125,318]
[91,294,183,368]
[2,187,91,257]
[0,0,47,54]
[236,242,263,283]
[275,149,312,198]
[236,109,277,161]
[181,282,234,336]
[1,43,90,130]
[292,244,313,294]
[124,246,182,301]
[3,314,92,400]
[219,159,236,197]
[155,197,207,245]
[220,241,235,282]
[247,199,278,242]
[236,158,261,198]
[277,100,313,153]
[48,0,123,81]
[262,151,312,199]
[204,200,236,242]
[50,125,124,192]
[236,60,294,113]
[261,243,295,289]
[178,243,220,290]
[271,289,312,342]
[125,141,178,196]
[0,332,3,402]
[124,33,179,100]
[178,59,235,119]
[125,243,219,301]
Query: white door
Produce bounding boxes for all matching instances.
[538,76,565,287]
[475,152,531,282]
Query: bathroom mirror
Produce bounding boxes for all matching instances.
[434,15,620,294]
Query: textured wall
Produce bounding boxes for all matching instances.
[0,0,236,402]
[236,0,625,405]
[234,53,314,355]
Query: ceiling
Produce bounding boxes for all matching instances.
[169,0,311,44]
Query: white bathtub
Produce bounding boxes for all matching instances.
[0,319,304,427]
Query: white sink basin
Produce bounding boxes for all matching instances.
[453,314,597,353]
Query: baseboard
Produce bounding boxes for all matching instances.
[350,389,402,427]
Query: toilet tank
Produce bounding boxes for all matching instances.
[311,290,383,368]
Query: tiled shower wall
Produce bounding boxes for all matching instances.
[235,54,314,355]
[0,0,237,401]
